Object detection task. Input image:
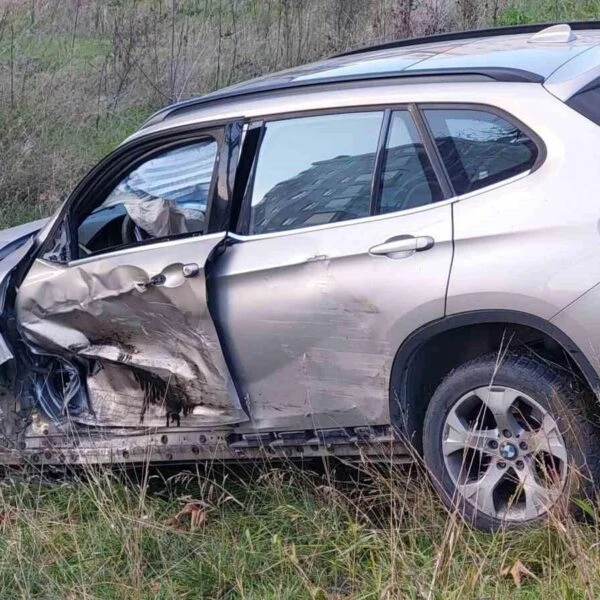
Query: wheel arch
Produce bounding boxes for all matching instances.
[389,309,600,450]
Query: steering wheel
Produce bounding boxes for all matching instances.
[121,214,151,245]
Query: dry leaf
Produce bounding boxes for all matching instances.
[165,502,207,531]
[0,510,14,531]
[164,516,187,531]
[501,559,539,588]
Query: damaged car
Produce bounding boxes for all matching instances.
[3,21,600,530]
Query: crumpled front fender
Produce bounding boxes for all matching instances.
[0,217,49,366]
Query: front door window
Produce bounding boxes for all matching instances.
[77,139,217,257]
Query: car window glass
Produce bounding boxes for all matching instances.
[248,112,383,235]
[76,140,217,257]
[378,111,443,214]
[567,83,600,126]
[423,108,538,195]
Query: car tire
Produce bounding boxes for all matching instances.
[422,353,600,531]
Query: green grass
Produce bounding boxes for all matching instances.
[496,0,600,25]
[0,34,110,71]
[0,105,150,229]
[0,463,597,599]
[38,106,152,159]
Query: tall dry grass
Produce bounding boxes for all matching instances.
[2,0,600,227]
[2,2,600,598]
[0,456,598,599]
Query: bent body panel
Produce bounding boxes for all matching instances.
[214,202,453,431]
[16,234,248,428]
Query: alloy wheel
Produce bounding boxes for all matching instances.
[442,386,568,522]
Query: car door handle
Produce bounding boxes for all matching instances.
[137,263,200,292]
[369,236,434,256]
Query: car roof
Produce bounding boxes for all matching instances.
[140,22,600,131]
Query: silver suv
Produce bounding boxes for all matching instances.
[1,22,600,530]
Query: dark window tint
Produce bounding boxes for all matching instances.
[248,112,383,234]
[378,111,443,214]
[567,82,600,126]
[423,108,538,195]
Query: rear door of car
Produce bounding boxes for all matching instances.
[15,121,250,428]
[212,106,455,431]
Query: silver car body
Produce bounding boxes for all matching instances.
[1,23,600,464]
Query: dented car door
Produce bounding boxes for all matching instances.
[213,109,453,431]
[15,124,248,429]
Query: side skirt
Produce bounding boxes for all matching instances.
[5,425,412,467]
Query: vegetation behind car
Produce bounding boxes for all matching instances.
[1,0,599,228]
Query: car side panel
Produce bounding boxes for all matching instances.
[212,203,453,431]
[551,286,600,385]
[447,93,600,323]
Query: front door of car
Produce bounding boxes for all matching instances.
[15,123,249,429]
[212,108,455,431]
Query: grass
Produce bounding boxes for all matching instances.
[0,104,149,229]
[2,0,600,225]
[0,34,110,71]
[0,460,597,599]
[496,0,600,25]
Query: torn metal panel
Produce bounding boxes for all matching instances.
[0,336,13,366]
[15,233,247,427]
[0,229,46,367]
[0,218,48,250]
[81,362,242,427]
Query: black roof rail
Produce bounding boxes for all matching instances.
[140,67,542,128]
[335,20,600,57]
[139,21,600,129]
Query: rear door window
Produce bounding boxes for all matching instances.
[378,111,443,214]
[246,111,384,235]
[423,108,539,195]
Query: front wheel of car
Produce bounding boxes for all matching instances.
[422,354,600,531]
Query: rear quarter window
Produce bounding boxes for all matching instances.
[423,108,539,196]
